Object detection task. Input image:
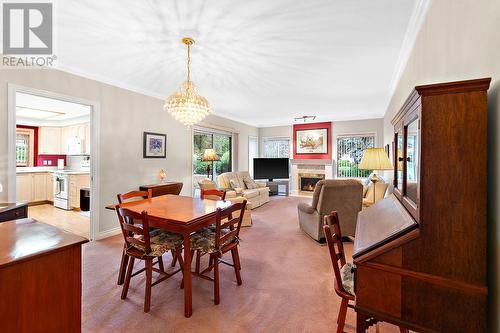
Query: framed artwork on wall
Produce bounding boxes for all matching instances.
[293,122,332,159]
[143,132,166,158]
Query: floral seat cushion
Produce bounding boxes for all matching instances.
[132,230,183,257]
[340,262,355,295]
[190,228,236,254]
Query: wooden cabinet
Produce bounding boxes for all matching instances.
[39,123,89,155]
[16,172,55,203]
[16,174,32,202]
[0,203,28,223]
[0,219,87,332]
[69,174,90,209]
[353,78,490,332]
[38,127,62,154]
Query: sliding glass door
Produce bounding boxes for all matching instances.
[193,129,232,181]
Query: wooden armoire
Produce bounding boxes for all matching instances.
[353,78,490,332]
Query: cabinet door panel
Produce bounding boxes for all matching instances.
[32,174,47,202]
[16,175,32,202]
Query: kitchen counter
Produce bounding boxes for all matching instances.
[16,167,56,174]
[51,170,90,175]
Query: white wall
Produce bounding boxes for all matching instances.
[382,1,500,331]
[0,68,258,236]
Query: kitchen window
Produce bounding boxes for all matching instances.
[16,128,35,167]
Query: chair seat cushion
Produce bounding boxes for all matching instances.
[340,262,355,295]
[132,231,183,257]
[242,189,260,198]
[190,228,236,254]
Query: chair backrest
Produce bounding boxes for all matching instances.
[201,188,226,201]
[117,189,152,204]
[115,206,151,254]
[214,200,247,251]
[323,211,350,297]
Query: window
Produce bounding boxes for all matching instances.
[262,137,290,158]
[248,136,258,177]
[16,128,35,167]
[193,129,232,178]
[336,135,375,177]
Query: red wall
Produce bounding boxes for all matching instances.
[293,122,332,160]
[16,125,39,166]
[37,154,67,167]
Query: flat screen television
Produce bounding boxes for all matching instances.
[253,158,289,181]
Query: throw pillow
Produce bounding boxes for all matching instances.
[229,179,240,190]
[243,176,259,189]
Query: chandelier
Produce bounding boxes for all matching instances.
[164,37,212,128]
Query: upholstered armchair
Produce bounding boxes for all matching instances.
[297,179,363,241]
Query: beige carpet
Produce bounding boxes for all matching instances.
[82,196,401,332]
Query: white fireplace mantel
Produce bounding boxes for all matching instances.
[290,159,334,196]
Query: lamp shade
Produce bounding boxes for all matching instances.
[358,148,393,170]
[202,149,220,162]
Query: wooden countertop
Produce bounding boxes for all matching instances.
[353,195,418,259]
[0,218,88,269]
[0,202,28,213]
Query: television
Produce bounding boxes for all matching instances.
[253,158,289,181]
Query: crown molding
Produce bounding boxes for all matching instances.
[383,0,433,114]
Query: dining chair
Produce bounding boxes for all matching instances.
[116,206,184,312]
[323,212,409,333]
[200,188,226,201]
[116,189,178,285]
[190,200,247,305]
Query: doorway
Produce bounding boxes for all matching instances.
[8,85,99,240]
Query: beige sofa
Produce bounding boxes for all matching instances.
[216,171,270,208]
[297,179,363,241]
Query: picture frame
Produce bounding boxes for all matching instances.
[295,128,328,154]
[143,132,166,158]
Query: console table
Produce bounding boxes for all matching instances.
[267,180,289,196]
[139,182,183,197]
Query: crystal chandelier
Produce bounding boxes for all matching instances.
[164,37,212,128]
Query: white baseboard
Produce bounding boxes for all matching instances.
[96,226,121,240]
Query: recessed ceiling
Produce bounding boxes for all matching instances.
[16,92,91,122]
[55,0,417,127]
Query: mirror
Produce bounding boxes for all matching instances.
[405,118,419,204]
[396,131,404,189]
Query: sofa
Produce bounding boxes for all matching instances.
[297,179,363,241]
[216,171,270,208]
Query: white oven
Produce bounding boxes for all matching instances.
[53,173,70,210]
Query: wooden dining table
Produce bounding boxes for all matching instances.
[110,194,233,318]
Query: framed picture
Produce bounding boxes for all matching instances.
[143,132,166,158]
[295,128,328,154]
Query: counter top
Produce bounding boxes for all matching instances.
[16,168,89,175]
[0,202,28,213]
[0,218,88,269]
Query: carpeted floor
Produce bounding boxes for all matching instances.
[82,196,401,332]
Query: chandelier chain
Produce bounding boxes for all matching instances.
[187,43,191,83]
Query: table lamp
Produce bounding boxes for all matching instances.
[202,149,220,179]
[359,148,394,204]
[158,169,167,183]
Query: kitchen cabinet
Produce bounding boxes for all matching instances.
[60,123,89,154]
[16,172,55,203]
[69,174,90,209]
[38,127,62,154]
[16,174,32,202]
[32,173,47,202]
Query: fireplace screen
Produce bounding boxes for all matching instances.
[299,174,325,192]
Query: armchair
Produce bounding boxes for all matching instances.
[297,179,363,241]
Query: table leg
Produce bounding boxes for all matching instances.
[182,233,193,317]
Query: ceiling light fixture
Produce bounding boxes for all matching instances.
[164,37,212,128]
[294,115,316,122]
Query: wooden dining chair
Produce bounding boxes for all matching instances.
[116,189,152,285]
[200,188,226,200]
[190,200,247,305]
[324,212,409,333]
[116,206,184,312]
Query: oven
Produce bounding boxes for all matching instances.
[53,173,70,210]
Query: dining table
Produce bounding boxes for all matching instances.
[108,194,233,318]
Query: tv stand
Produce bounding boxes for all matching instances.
[266,180,289,196]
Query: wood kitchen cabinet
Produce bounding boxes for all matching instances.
[69,174,90,209]
[16,172,55,204]
[38,126,62,154]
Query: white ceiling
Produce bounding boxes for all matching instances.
[55,0,418,127]
[16,92,91,125]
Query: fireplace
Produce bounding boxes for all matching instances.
[299,173,325,192]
